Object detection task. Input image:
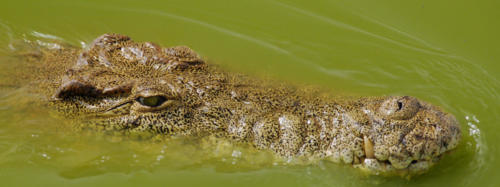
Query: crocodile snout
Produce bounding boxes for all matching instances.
[357,96,461,175]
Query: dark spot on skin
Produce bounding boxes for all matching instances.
[411,160,418,164]
[442,141,448,148]
[399,134,406,144]
[415,135,424,140]
[183,112,193,119]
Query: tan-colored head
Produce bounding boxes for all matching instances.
[51,34,212,133]
[358,96,461,175]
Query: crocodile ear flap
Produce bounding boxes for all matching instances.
[101,83,133,96]
[54,80,101,100]
[54,80,133,100]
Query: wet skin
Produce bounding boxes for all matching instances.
[15,34,461,176]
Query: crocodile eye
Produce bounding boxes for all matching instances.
[137,96,167,107]
[378,96,420,120]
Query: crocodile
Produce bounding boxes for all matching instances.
[13,34,461,176]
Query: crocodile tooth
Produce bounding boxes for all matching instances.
[364,136,375,158]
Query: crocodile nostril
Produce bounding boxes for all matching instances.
[397,101,403,111]
[378,96,420,120]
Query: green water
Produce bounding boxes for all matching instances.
[0,0,499,186]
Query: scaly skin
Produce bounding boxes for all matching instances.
[15,34,461,176]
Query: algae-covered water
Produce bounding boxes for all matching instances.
[1,0,499,186]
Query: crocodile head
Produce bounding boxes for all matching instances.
[52,34,214,133]
[354,96,461,175]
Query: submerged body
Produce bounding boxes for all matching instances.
[15,34,460,176]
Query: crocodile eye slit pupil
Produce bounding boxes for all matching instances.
[137,96,167,107]
[397,101,403,111]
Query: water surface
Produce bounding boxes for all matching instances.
[1,0,499,186]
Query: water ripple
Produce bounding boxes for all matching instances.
[270,0,450,57]
[116,7,291,55]
[0,20,13,54]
